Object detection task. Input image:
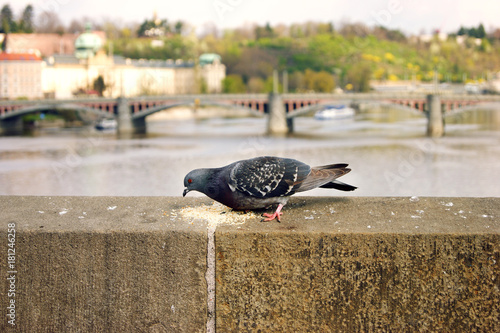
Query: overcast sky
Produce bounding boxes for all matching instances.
[9,0,500,35]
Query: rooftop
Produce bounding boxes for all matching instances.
[0,52,42,61]
[199,53,221,66]
[44,53,195,68]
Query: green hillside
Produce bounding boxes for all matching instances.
[109,22,500,93]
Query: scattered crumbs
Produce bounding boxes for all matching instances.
[409,196,419,202]
[38,211,44,214]
[107,206,117,211]
[415,226,419,229]
[416,210,424,214]
[82,212,87,215]
[482,214,492,218]
[78,216,85,219]
[458,210,465,214]
[178,202,258,228]
[444,202,454,207]
[171,305,175,313]
[305,216,314,220]
[59,209,68,215]
[367,225,372,229]
[411,215,421,219]
[391,211,395,216]
[329,208,336,214]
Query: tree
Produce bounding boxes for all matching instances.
[231,47,277,80]
[457,24,486,39]
[304,69,335,92]
[255,22,275,39]
[36,11,64,33]
[288,71,305,92]
[67,19,85,34]
[137,18,168,37]
[247,77,265,93]
[93,75,106,96]
[0,4,15,33]
[477,23,486,39]
[19,5,34,33]
[222,75,246,93]
[174,21,183,35]
[345,63,372,92]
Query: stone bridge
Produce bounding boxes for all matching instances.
[1,93,500,136]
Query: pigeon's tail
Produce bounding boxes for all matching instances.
[319,180,357,191]
[296,163,357,192]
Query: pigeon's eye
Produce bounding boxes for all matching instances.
[188,178,193,184]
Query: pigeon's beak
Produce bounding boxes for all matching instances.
[182,188,190,197]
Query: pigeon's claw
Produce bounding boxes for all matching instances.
[262,211,283,222]
[262,204,284,222]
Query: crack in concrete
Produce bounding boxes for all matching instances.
[206,226,216,333]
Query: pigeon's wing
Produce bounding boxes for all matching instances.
[296,163,352,192]
[229,156,311,198]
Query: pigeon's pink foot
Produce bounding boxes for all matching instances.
[262,204,284,222]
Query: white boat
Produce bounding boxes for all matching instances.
[95,118,117,130]
[314,105,355,120]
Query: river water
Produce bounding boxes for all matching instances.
[0,107,499,197]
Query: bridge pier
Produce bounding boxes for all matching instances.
[426,94,444,137]
[0,115,23,135]
[116,97,147,137]
[267,93,289,135]
[117,97,133,138]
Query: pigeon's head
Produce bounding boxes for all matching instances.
[183,168,211,197]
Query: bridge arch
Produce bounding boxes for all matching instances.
[131,100,264,120]
[287,101,353,118]
[0,103,114,120]
[376,101,426,116]
[444,101,500,115]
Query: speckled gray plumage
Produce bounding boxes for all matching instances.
[183,156,356,211]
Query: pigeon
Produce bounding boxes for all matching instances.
[183,156,356,222]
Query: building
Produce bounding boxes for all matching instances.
[199,53,225,93]
[0,53,43,99]
[2,29,225,99]
[0,30,107,57]
[42,51,225,98]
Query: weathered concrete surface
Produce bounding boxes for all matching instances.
[216,197,499,332]
[1,196,499,332]
[0,196,208,332]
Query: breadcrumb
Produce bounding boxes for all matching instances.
[178,202,257,227]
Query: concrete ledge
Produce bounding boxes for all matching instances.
[1,196,499,332]
[1,196,208,332]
